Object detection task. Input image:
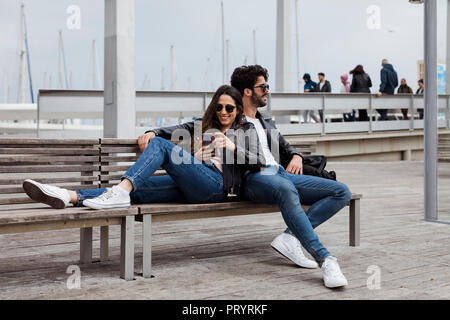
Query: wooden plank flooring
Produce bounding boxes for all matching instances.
[0,161,449,299]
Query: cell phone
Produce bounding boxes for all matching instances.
[202,133,215,146]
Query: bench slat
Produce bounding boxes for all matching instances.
[0,139,99,145]
[100,156,139,162]
[0,155,100,163]
[0,206,137,226]
[0,148,99,155]
[0,165,100,174]
[0,176,99,185]
[0,183,100,195]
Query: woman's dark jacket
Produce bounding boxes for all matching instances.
[350,73,372,93]
[147,112,302,196]
[146,118,264,197]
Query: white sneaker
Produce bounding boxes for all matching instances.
[83,186,130,210]
[22,179,71,209]
[321,256,348,288]
[271,232,319,269]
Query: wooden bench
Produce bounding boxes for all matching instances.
[0,139,137,280]
[100,139,361,279]
[0,138,361,281]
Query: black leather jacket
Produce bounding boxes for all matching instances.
[147,119,265,197]
[146,112,302,196]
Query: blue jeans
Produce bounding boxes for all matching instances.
[76,137,225,205]
[243,166,352,264]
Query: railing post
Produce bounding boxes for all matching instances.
[409,94,415,131]
[368,94,373,133]
[321,95,325,135]
[447,95,450,129]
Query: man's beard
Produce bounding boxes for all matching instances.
[250,91,267,108]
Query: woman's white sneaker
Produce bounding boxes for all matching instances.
[271,232,319,269]
[321,256,348,288]
[22,179,71,209]
[82,186,130,210]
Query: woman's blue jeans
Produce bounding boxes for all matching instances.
[243,166,352,264]
[76,137,225,205]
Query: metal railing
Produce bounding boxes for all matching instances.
[1,90,450,137]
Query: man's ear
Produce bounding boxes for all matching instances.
[243,88,252,97]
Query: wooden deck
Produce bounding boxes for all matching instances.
[0,161,449,300]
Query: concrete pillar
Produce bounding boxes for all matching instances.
[446,0,450,94]
[104,0,136,138]
[275,0,291,124]
[275,0,291,93]
[424,0,438,221]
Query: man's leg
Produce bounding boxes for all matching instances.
[244,168,330,264]
[281,169,352,229]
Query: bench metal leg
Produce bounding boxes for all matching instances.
[120,216,135,281]
[80,227,93,264]
[100,226,109,261]
[349,199,360,247]
[142,215,152,278]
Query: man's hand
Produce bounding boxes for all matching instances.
[286,155,303,175]
[376,92,382,98]
[138,132,156,152]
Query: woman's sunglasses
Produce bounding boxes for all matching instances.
[215,104,236,113]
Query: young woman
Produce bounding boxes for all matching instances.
[23,85,259,210]
[349,64,372,121]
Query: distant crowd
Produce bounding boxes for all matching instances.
[301,59,425,122]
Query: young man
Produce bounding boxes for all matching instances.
[230,65,352,288]
[315,72,332,122]
[302,73,320,123]
[397,78,413,120]
[376,59,399,120]
[416,79,424,119]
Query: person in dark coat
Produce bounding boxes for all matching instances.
[302,73,320,123]
[376,59,399,120]
[315,72,331,122]
[349,65,372,121]
[397,78,413,120]
[416,79,424,119]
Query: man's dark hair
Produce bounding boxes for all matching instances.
[418,79,424,84]
[230,65,269,95]
[318,72,325,77]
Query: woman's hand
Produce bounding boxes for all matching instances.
[212,132,236,152]
[138,132,156,152]
[194,144,215,162]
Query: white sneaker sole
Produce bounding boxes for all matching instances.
[271,238,318,269]
[82,199,130,210]
[324,278,348,288]
[23,179,67,209]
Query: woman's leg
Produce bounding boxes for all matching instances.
[121,137,224,203]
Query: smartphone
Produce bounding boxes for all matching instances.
[202,132,215,147]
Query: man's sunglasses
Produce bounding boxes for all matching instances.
[253,83,270,91]
[215,104,236,113]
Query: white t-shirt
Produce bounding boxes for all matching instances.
[245,116,279,167]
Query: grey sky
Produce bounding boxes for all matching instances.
[0,0,448,103]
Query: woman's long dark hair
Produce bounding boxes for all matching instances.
[202,85,244,133]
[350,65,366,75]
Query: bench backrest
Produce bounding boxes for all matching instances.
[0,137,316,209]
[0,139,101,210]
